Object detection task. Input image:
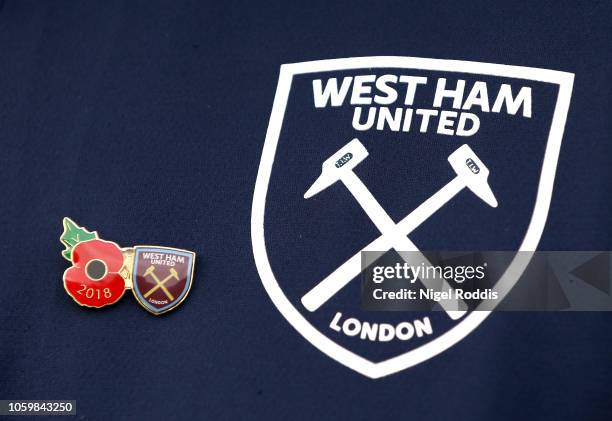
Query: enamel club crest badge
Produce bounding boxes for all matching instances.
[60,217,195,315]
[131,247,195,314]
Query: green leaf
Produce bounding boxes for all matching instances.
[60,217,98,261]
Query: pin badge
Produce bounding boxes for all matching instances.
[60,218,195,315]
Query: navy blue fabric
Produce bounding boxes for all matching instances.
[0,1,610,420]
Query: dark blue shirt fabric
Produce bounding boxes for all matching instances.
[0,1,610,420]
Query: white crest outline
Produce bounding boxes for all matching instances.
[251,56,573,378]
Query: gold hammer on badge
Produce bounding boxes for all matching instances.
[143,266,179,301]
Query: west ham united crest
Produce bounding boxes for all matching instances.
[252,56,574,378]
[60,218,195,315]
[132,247,195,315]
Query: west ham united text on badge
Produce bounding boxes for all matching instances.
[252,56,574,378]
[60,218,195,315]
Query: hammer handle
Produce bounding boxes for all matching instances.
[302,175,465,317]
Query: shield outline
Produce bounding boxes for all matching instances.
[131,245,195,315]
[251,56,574,378]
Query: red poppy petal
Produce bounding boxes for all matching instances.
[64,265,86,285]
[64,270,126,308]
[72,239,124,272]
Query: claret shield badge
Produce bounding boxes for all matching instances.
[132,247,195,315]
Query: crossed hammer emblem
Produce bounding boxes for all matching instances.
[301,139,498,320]
[143,265,179,301]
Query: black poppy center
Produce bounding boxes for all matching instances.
[86,259,107,281]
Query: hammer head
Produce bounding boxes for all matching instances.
[304,138,368,199]
[169,268,179,279]
[143,265,156,276]
[448,144,498,208]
